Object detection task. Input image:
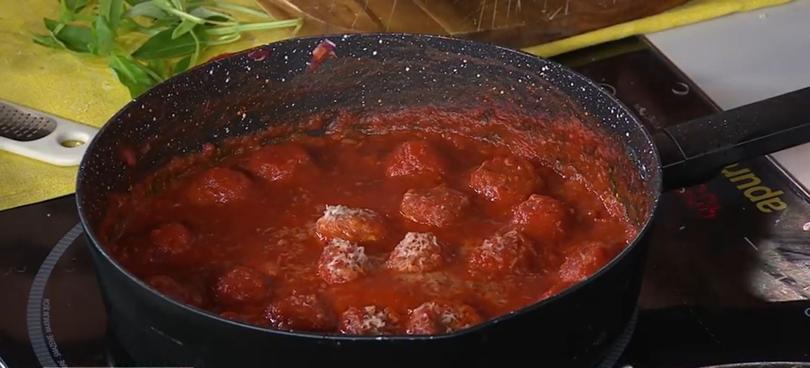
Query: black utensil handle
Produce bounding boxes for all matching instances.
[655,87,810,190]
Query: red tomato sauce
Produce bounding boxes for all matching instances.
[100,107,638,335]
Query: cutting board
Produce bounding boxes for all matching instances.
[259,0,689,48]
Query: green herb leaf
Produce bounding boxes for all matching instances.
[173,55,191,74]
[126,1,170,19]
[43,18,93,53]
[58,0,90,23]
[109,53,160,97]
[116,17,141,33]
[65,0,90,13]
[110,0,126,29]
[188,27,201,65]
[146,59,172,79]
[32,34,65,49]
[152,0,206,24]
[170,0,184,11]
[141,17,180,33]
[150,0,174,10]
[34,0,302,98]
[99,0,125,30]
[132,28,207,59]
[171,18,197,39]
[91,16,116,55]
[205,32,239,46]
[188,6,235,24]
[204,18,300,36]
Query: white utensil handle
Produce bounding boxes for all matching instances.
[0,101,98,166]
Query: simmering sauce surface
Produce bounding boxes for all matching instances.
[101,109,637,335]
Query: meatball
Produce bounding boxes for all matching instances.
[406,302,482,335]
[339,306,401,335]
[150,222,192,257]
[385,140,446,180]
[467,230,536,277]
[241,144,314,182]
[315,205,387,243]
[468,156,538,205]
[385,232,445,273]
[511,194,572,244]
[559,242,611,282]
[265,293,336,332]
[318,238,369,284]
[147,275,203,307]
[400,185,470,227]
[212,266,270,305]
[185,167,252,206]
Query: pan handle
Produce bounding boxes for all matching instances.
[654,86,810,191]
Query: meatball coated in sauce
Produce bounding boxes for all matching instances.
[511,194,572,244]
[468,155,539,206]
[339,306,401,335]
[385,140,446,180]
[406,302,483,335]
[265,293,336,332]
[318,238,369,285]
[400,185,470,227]
[185,167,252,206]
[212,266,270,305]
[147,275,203,307]
[149,222,192,257]
[315,205,387,243]
[385,232,445,273]
[240,144,314,182]
[467,230,536,277]
[559,242,611,282]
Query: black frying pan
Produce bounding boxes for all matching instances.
[75,34,810,367]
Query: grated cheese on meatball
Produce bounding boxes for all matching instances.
[385,232,444,273]
[406,301,482,335]
[318,238,369,284]
[315,205,387,243]
[339,305,401,335]
[467,230,536,277]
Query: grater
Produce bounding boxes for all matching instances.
[0,100,98,166]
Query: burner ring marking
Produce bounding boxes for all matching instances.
[25,223,83,368]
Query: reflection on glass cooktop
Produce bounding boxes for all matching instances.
[1,37,809,368]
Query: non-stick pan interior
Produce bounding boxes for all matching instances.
[77,33,660,235]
